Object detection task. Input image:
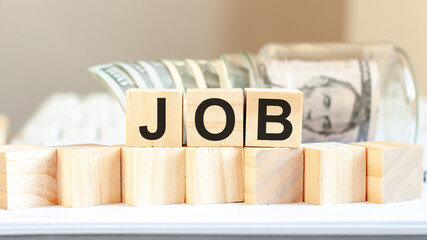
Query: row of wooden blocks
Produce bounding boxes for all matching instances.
[0,141,422,209]
[126,88,303,147]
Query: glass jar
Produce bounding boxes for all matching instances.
[241,43,418,143]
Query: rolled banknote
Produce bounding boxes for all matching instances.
[186,59,221,88]
[184,59,207,89]
[256,58,380,143]
[114,61,154,89]
[162,60,198,91]
[149,61,176,89]
[219,53,252,88]
[89,64,136,108]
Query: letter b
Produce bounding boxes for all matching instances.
[245,89,303,148]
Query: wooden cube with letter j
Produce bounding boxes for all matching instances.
[126,89,183,147]
[186,89,244,147]
[245,88,303,148]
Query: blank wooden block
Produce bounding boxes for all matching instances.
[57,145,121,207]
[186,147,244,204]
[186,89,244,147]
[245,147,303,205]
[122,147,185,205]
[351,141,423,204]
[245,88,303,148]
[0,114,9,145]
[304,142,366,205]
[126,89,183,147]
[0,144,57,210]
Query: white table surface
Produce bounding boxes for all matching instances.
[0,184,426,236]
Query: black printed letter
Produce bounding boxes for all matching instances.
[258,99,292,140]
[195,98,235,141]
[139,98,166,140]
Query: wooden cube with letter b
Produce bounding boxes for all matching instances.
[186,89,244,147]
[245,88,303,148]
[351,141,423,204]
[304,142,366,205]
[126,89,183,147]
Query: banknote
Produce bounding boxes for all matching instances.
[135,61,164,89]
[89,64,136,108]
[114,61,154,89]
[162,60,199,91]
[242,51,263,88]
[149,61,176,89]
[184,59,207,89]
[162,60,185,90]
[198,60,221,88]
[172,60,198,90]
[257,59,380,143]
[219,53,251,88]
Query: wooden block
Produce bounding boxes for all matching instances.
[186,147,244,204]
[0,114,9,145]
[121,147,185,205]
[351,141,423,204]
[57,144,121,207]
[126,89,183,147]
[245,88,303,148]
[303,142,366,205]
[0,144,57,210]
[186,89,244,147]
[245,147,303,205]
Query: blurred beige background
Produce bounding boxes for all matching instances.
[0,0,426,137]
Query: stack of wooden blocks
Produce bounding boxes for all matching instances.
[0,89,423,209]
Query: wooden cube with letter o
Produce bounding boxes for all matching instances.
[186,89,244,147]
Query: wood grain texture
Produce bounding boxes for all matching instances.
[186,89,244,147]
[57,145,121,207]
[0,144,57,210]
[303,142,366,205]
[122,147,186,205]
[245,88,303,148]
[245,147,303,205]
[351,141,423,204]
[186,147,244,204]
[0,114,9,145]
[126,89,183,147]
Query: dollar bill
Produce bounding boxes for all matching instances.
[135,61,164,89]
[162,60,199,91]
[195,60,221,88]
[258,59,380,143]
[219,53,251,88]
[242,51,263,88]
[149,61,176,89]
[184,59,207,89]
[114,61,154,89]
[89,64,136,108]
